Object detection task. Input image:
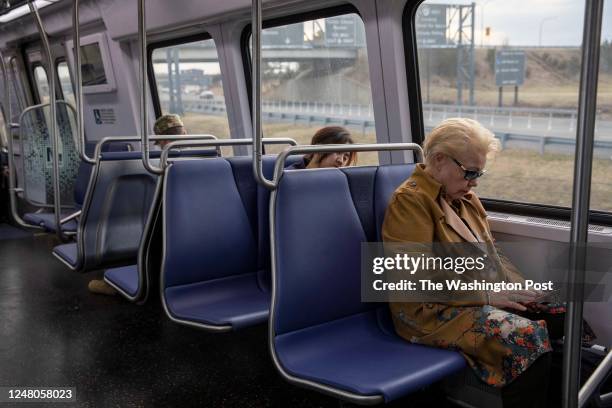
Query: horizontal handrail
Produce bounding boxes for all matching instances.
[93,134,218,159]
[272,143,424,187]
[160,137,298,168]
[60,210,81,225]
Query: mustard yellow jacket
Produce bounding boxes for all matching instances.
[381,164,549,387]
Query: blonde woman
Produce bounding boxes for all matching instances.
[382,118,567,407]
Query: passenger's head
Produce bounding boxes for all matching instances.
[423,118,499,200]
[153,114,186,148]
[305,126,357,169]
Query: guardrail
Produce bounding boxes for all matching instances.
[158,98,612,157]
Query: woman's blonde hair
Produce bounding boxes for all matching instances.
[423,118,499,166]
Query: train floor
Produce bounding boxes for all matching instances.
[0,230,453,408]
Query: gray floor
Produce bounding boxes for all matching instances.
[0,232,450,408]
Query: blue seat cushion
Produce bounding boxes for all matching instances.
[24,212,78,233]
[52,243,78,268]
[105,265,139,297]
[274,310,466,402]
[165,272,269,330]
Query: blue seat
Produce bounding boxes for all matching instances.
[161,157,261,330]
[52,150,158,272]
[161,155,297,330]
[53,243,79,269]
[270,165,466,403]
[103,175,164,302]
[104,265,139,297]
[102,148,222,301]
[165,273,269,329]
[23,212,78,233]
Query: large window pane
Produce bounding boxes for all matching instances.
[151,38,230,139]
[9,58,26,123]
[33,65,49,104]
[593,1,612,212]
[414,0,588,208]
[256,13,378,164]
[57,61,75,107]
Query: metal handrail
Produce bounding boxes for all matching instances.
[564,1,605,407]
[272,143,424,184]
[138,0,162,175]
[93,134,218,159]
[72,0,94,164]
[27,0,62,238]
[579,350,612,407]
[160,137,298,168]
[251,0,275,190]
[267,142,423,404]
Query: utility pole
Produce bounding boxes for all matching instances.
[452,3,475,106]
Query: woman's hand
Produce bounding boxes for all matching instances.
[488,290,539,311]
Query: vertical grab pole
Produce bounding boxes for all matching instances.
[28,0,63,239]
[251,0,275,190]
[562,1,604,407]
[0,50,38,229]
[138,0,162,175]
[72,0,95,164]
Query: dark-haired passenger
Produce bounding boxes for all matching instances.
[288,126,357,169]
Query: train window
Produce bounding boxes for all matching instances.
[410,1,599,210]
[57,61,75,106]
[33,65,50,104]
[593,1,612,213]
[249,12,378,164]
[151,37,231,139]
[9,57,26,123]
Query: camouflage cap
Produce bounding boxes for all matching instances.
[154,114,184,135]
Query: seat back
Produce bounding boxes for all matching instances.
[162,157,258,288]
[256,156,302,278]
[272,164,415,336]
[78,151,158,271]
[374,164,416,240]
[74,142,133,209]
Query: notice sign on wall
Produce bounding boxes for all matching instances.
[93,108,116,125]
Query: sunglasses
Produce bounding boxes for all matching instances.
[451,157,486,180]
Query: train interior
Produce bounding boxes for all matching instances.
[0,0,611,406]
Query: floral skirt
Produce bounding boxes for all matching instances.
[390,302,591,387]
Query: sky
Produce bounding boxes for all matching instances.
[152,1,612,76]
[425,0,612,47]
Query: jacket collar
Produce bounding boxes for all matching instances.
[411,164,484,243]
[411,163,474,203]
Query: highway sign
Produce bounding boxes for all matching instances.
[416,4,447,47]
[495,50,526,87]
[325,15,365,47]
[262,23,304,47]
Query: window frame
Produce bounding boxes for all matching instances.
[8,56,27,117]
[402,0,612,225]
[147,32,215,119]
[240,4,366,116]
